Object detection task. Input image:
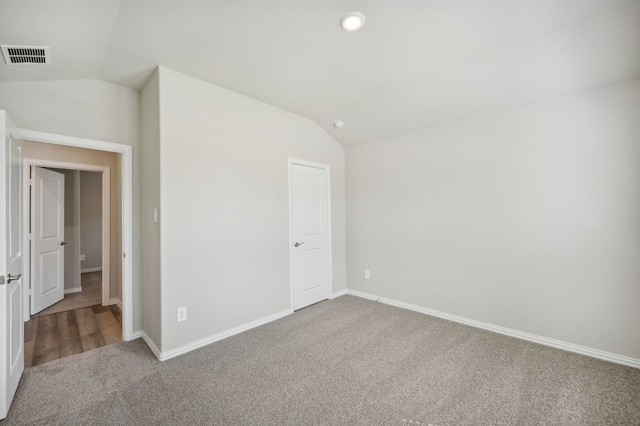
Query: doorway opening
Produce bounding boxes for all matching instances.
[22,159,119,366]
[17,128,134,348]
[24,163,112,315]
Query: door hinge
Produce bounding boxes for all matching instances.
[29,233,32,241]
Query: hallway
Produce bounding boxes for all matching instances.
[24,273,121,367]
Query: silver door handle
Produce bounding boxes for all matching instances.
[7,273,21,283]
[60,241,67,245]
[294,242,304,247]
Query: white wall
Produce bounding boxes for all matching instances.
[140,69,162,348]
[79,171,102,271]
[0,80,139,145]
[346,79,640,360]
[156,67,346,352]
[0,79,142,329]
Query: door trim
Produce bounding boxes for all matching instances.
[18,129,133,341]
[24,162,111,313]
[287,158,333,311]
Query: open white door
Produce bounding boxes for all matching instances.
[31,167,65,314]
[0,111,24,420]
[290,161,331,310]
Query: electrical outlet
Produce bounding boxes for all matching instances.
[364,269,371,280]
[80,254,86,261]
[177,307,187,323]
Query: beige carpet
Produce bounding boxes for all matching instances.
[34,272,102,317]
[4,295,640,425]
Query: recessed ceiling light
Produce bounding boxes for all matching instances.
[340,11,366,32]
[333,120,345,129]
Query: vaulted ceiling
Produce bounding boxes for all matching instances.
[1,0,639,146]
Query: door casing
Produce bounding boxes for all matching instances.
[18,129,133,341]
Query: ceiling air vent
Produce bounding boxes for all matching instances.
[1,45,50,65]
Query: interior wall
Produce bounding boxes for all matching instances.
[156,66,346,352]
[48,168,81,292]
[0,79,141,329]
[79,171,103,271]
[0,79,139,146]
[140,68,162,348]
[22,141,122,303]
[346,78,640,360]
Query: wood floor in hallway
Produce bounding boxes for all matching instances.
[24,304,122,367]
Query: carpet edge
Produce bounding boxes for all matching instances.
[347,289,640,369]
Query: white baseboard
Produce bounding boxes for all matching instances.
[81,267,102,273]
[331,289,348,299]
[64,287,82,294]
[347,290,640,369]
[106,297,122,311]
[155,309,292,362]
[133,330,162,360]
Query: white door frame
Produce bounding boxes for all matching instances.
[19,129,133,341]
[287,158,333,311]
[23,161,111,314]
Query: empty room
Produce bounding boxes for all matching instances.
[0,1,639,424]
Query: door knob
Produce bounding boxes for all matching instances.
[7,273,21,283]
[294,242,304,247]
[60,241,67,245]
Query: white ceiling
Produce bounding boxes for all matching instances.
[1,0,638,146]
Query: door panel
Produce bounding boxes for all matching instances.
[40,251,62,293]
[291,162,331,310]
[301,248,322,291]
[8,282,21,372]
[31,167,65,314]
[9,140,21,264]
[299,174,322,235]
[0,110,24,420]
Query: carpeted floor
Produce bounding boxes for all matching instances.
[3,295,640,425]
[34,272,102,317]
